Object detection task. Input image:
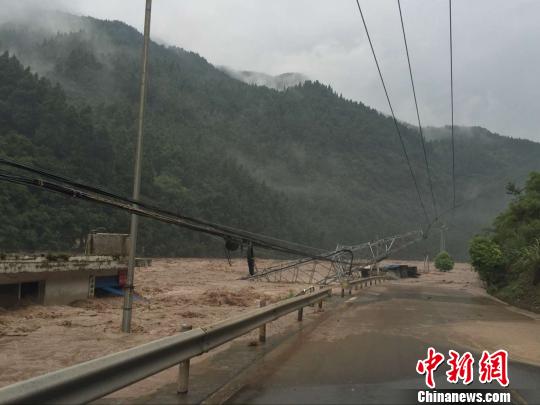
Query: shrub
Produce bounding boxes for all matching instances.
[469,236,506,286]
[435,251,454,271]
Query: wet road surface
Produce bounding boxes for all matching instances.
[111,279,540,404]
[228,282,540,404]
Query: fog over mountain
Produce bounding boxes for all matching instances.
[1,0,538,141]
[218,67,308,91]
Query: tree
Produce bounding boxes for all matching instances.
[435,251,454,272]
[468,236,505,286]
[505,181,522,196]
[467,173,540,311]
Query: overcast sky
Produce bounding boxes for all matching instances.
[8,0,540,141]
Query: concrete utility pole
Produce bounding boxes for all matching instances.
[122,0,152,333]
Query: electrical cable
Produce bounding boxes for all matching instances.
[397,0,438,219]
[0,161,350,264]
[0,158,326,255]
[353,0,431,227]
[449,0,456,208]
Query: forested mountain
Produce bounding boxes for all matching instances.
[1,12,539,259]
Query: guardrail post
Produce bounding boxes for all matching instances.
[297,307,303,321]
[259,298,267,342]
[317,285,324,311]
[177,324,192,394]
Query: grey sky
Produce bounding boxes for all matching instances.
[7,0,540,141]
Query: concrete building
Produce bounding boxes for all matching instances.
[0,254,128,307]
[86,233,131,257]
[0,233,149,307]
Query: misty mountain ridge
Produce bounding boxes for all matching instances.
[0,12,539,259]
[218,66,308,90]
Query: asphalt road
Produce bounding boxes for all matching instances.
[228,281,540,404]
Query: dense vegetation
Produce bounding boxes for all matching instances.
[1,12,540,259]
[0,53,308,255]
[469,173,540,312]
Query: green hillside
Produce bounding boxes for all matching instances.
[470,172,540,312]
[1,13,539,259]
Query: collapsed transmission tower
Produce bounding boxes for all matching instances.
[245,230,423,285]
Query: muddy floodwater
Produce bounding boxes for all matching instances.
[0,258,309,388]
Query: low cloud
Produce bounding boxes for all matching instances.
[2,0,539,141]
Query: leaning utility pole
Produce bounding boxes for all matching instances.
[122,0,152,333]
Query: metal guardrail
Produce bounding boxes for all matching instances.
[348,275,388,286]
[340,275,388,297]
[0,288,331,405]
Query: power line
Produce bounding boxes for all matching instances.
[449,0,456,208]
[0,158,327,255]
[353,0,431,226]
[397,0,438,220]
[0,159,347,263]
[0,170,343,262]
[1,158,434,277]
